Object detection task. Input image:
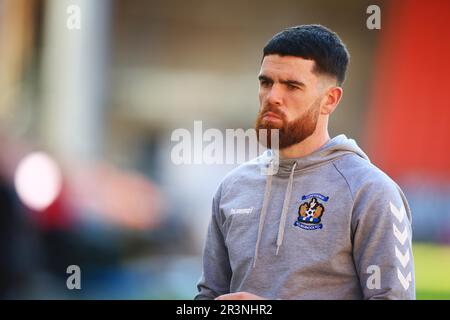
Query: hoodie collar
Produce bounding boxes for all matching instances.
[265,134,370,176]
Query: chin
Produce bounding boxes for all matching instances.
[262,120,283,129]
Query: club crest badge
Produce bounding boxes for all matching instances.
[294,193,329,230]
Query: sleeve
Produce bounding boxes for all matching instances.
[351,179,416,300]
[194,185,232,300]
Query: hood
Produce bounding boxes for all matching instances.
[260,134,370,176]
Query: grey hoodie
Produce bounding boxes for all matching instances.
[195,135,415,300]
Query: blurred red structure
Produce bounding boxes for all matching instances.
[366,0,450,183]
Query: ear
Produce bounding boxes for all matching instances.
[320,86,343,115]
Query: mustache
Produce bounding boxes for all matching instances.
[259,105,286,119]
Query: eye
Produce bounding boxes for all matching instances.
[260,80,271,88]
[287,84,299,91]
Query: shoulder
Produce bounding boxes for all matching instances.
[332,153,403,200]
[215,153,268,198]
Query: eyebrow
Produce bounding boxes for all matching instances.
[258,75,273,83]
[281,79,306,88]
[258,75,306,88]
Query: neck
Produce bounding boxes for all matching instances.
[279,128,330,159]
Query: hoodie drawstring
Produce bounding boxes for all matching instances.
[253,161,297,268]
[253,162,273,268]
[276,162,297,255]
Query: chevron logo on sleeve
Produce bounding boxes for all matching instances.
[395,245,410,268]
[390,201,412,291]
[397,268,412,290]
[393,223,408,245]
[390,201,406,223]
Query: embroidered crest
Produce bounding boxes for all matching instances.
[294,193,328,230]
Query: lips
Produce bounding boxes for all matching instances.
[262,111,282,121]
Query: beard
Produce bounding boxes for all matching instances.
[255,100,320,150]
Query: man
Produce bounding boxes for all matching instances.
[195,25,415,300]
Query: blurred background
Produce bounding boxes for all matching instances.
[0,0,449,299]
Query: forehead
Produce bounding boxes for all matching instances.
[260,54,316,82]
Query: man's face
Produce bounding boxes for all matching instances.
[255,54,323,149]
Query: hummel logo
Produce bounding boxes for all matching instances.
[230,207,254,215]
[395,246,411,268]
[393,223,408,245]
[390,202,406,223]
[397,268,412,290]
[390,201,412,291]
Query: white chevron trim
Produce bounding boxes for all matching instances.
[397,268,412,290]
[395,246,410,268]
[390,202,406,223]
[393,223,408,245]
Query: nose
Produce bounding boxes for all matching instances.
[265,84,283,106]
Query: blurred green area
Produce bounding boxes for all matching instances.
[413,243,450,300]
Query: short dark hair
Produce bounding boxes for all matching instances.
[263,24,350,86]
